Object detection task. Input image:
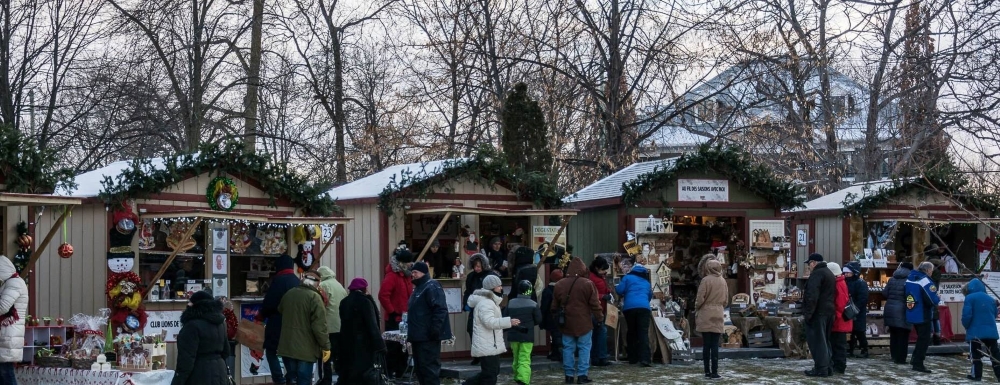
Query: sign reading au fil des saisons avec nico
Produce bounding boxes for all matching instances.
[677,179,729,202]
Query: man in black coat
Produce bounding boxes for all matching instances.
[255,254,300,385]
[172,291,230,385]
[407,262,452,385]
[803,253,836,377]
[337,278,386,385]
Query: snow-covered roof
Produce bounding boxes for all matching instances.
[791,179,899,212]
[565,157,679,204]
[325,159,463,201]
[58,156,177,198]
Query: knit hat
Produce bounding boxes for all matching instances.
[828,262,842,276]
[549,269,564,282]
[808,253,824,262]
[190,290,213,303]
[845,261,861,275]
[395,249,415,264]
[348,277,368,291]
[900,262,914,270]
[410,261,429,275]
[276,254,295,270]
[483,275,502,291]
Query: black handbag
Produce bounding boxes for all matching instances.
[843,295,860,321]
[557,277,580,327]
[362,351,391,385]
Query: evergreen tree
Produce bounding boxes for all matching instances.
[501,83,552,175]
[895,1,948,174]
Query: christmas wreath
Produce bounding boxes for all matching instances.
[207,176,239,212]
[106,271,147,333]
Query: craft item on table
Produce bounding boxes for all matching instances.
[623,231,640,256]
[765,269,776,284]
[207,176,239,211]
[137,219,156,250]
[68,309,111,355]
[452,257,465,278]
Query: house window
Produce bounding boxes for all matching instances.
[697,100,716,122]
[830,95,856,116]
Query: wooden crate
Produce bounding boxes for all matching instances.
[746,326,774,348]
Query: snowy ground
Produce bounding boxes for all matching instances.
[495,355,984,385]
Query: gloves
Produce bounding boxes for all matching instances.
[322,350,331,363]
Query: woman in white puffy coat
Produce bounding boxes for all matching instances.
[0,256,28,383]
[464,275,519,385]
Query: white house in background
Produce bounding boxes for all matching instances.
[641,60,900,182]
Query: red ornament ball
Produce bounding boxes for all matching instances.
[58,243,74,258]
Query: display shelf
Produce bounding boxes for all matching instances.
[22,326,73,366]
[139,250,203,258]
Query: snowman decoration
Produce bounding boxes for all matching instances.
[108,203,139,273]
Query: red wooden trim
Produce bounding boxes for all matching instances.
[475,203,533,210]
[144,192,295,208]
[335,225,346,286]
[618,206,627,252]
[425,193,521,201]
[672,209,750,218]
[136,203,294,216]
[332,197,379,206]
[786,209,843,218]
[927,213,985,220]
[808,218,817,255]
[842,217,851,262]
[567,197,622,210]
[405,202,452,210]
[27,206,36,315]
[379,211,389,276]
[882,204,965,211]
[637,201,776,209]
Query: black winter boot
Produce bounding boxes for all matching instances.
[968,360,983,381]
[576,375,593,384]
[565,375,575,384]
[860,348,869,358]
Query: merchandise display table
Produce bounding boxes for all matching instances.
[15,367,175,385]
[730,315,808,358]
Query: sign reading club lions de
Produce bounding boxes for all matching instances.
[677,179,729,202]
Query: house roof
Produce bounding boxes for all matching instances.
[58,156,179,198]
[325,159,463,201]
[565,158,679,204]
[791,179,901,212]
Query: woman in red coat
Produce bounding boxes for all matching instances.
[378,249,414,378]
[829,262,853,375]
[588,258,613,366]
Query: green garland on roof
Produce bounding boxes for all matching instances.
[377,146,563,215]
[98,141,339,216]
[621,145,806,209]
[840,167,1000,217]
[0,124,76,193]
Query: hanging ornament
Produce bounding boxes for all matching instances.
[57,208,74,258]
[15,221,32,252]
[207,176,239,212]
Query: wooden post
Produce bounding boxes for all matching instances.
[417,212,452,262]
[25,206,74,276]
[536,215,571,269]
[145,217,203,297]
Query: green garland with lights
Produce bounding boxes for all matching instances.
[621,145,806,209]
[840,168,1000,217]
[0,124,76,193]
[377,146,563,215]
[99,141,339,216]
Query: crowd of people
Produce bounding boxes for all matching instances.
[1,239,987,385]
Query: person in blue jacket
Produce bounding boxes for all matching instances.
[615,262,652,366]
[905,261,940,373]
[962,278,1000,382]
[255,254,300,385]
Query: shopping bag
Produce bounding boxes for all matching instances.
[604,303,619,327]
[236,319,265,352]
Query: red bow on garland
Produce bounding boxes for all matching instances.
[978,237,996,253]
